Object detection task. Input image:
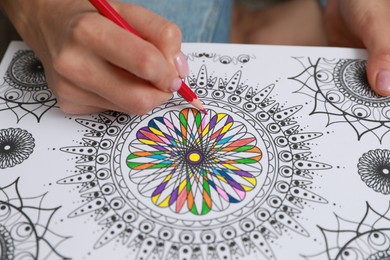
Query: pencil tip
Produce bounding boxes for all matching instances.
[190,98,207,114]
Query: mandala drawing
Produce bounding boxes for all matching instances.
[0,178,68,259]
[0,50,57,122]
[127,108,263,215]
[358,149,390,194]
[58,62,331,259]
[290,58,390,143]
[304,202,390,260]
[0,128,35,169]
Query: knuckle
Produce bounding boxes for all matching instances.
[69,15,93,41]
[131,95,155,115]
[57,98,99,115]
[52,83,74,101]
[129,92,171,115]
[136,51,161,80]
[52,49,76,78]
[52,57,69,79]
[52,49,86,83]
[159,21,182,44]
[56,99,77,114]
[69,14,104,46]
[52,51,67,76]
[376,48,390,62]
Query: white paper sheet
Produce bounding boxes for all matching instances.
[0,41,389,260]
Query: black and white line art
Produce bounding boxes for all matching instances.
[187,52,255,65]
[290,57,390,143]
[0,178,69,259]
[58,61,332,259]
[0,128,35,169]
[1,42,387,259]
[358,149,390,194]
[0,50,57,122]
[304,202,390,260]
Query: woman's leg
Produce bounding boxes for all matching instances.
[231,0,327,46]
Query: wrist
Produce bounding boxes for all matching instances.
[0,0,46,44]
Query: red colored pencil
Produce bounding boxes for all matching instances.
[88,0,207,114]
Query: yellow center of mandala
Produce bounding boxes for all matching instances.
[188,152,201,162]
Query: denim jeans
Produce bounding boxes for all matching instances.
[120,0,234,43]
[120,0,327,43]
[319,0,327,6]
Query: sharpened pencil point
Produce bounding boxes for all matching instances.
[189,98,206,114]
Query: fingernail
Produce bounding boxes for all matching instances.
[174,52,189,78]
[170,78,182,92]
[376,70,390,94]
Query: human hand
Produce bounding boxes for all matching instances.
[324,0,390,96]
[0,0,189,114]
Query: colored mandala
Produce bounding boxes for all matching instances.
[0,50,57,122]
[0,128,35,169]
[290,58,390,143]
[127,108,263,215]
[59,62,331,259]
[0,178,68,259]
[304,202,390,260]
[358,149,390,194]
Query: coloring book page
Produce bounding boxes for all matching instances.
[0,41,389,260]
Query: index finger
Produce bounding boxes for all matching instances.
[114,2,183,58]
[113,1,189,78]
[73,12,182,92]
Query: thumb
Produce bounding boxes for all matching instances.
[344,0,390,96]
[366,43,390,97]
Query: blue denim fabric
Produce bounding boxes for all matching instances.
[120,0,234,43]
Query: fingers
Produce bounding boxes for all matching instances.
[366,42,390,97]
[364,9,390,97]
[113,3,180,55]
[340,0,390,96]
[69,12,183,93]
[50,72,172,115]
[16,0,187,115]
[113,2,189,77]
[50,47,172,115]
[50,80,124,115]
